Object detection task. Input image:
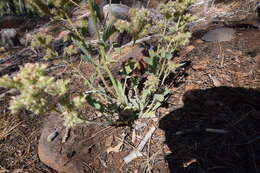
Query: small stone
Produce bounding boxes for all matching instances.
[208,74,222,87]
[0,28,21,48]
[202,27,235,42]
[0,46,5,52]
[47,131,59,142]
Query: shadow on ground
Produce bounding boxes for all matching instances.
[159,86,260,173]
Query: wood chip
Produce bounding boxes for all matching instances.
[62,128,70,143]
[183,159,197,168]
[208,74,222,87]
[132,129,136,144]
[105,135,114,147]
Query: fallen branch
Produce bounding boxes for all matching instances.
[123,126,156,164]
[121,34,160,48]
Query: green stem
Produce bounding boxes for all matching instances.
[161,68,170,85]
[158,58,166,78]
[96,65,115,96]
[64,12,83,39]
[68,0,80,7]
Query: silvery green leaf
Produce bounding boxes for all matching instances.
[86,95,103,111]
[102,21,117,42]
[106,55,117,63]
[165,52,172,59]
[144,57,153,65]
[138,99,145,110]
[114,48,121,54]
[168,62,186,72]
[148,49,156,58]
[81,54,92,63]
[141,111,156,118]
[123,59,136,75]
[160,50,166,58]
[154,94,165,102]
[116,80,125,98]
[129,98,139,110]
[151,102,161,111]
[163,87,170,96]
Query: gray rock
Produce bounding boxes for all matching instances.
[103,4,130,24]
[0,28,21,48]
[202,27,235,42]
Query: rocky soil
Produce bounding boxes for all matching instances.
[0,0,260,173]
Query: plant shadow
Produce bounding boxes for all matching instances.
[159,86,260,173]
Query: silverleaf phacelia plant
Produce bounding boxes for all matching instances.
[1,0,196,127]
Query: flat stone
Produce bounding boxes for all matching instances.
[202,27,235,42]
[103,4,130,24]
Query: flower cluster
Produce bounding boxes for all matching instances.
[28,0,79,17]
[0,63,86,127]
[63,45,78,57]
[114,8,152,42]
[160,0,195,19]
[0,63,68,114]
[31,33,58,59]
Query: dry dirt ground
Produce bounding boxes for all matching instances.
[0,1,260,173]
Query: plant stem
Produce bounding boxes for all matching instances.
[96,65,115,96]
[68,0,80,7]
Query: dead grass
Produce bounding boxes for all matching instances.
[208,0,258,18]
[0,114,22,140]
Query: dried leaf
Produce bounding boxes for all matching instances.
[107,136,124,154]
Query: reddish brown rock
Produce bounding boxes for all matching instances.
[38,115,85,173]
[38,114,116,173]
